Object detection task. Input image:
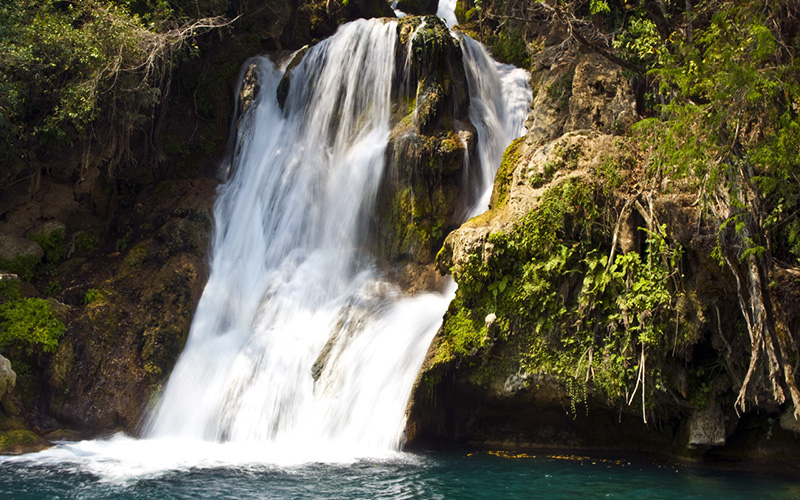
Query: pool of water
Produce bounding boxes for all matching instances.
[1,444,797,499]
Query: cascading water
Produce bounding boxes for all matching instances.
[1,15,531,475]
[437,0,459,27]
[143,19,419,451]
[460,35,531,216]
[144,17,530,454]
[143,17,530,455]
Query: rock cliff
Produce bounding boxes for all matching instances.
[405,37,800,461]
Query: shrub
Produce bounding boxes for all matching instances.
[0,298,65,354]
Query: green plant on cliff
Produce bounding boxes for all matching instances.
[0,0,230,185]
[634,0,800,415]
[443,179,689,418]
[0,298,65,355]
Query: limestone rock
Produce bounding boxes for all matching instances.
[526,51,576,146]
[28,220,66,243]
[565,52,638,135]
[526,50,638,147]
[688,403,726,449]
[779,407,800,433]
[45,178,218,433]
[40,183,79,221]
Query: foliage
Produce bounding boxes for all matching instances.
[0,0,229,185]
[0,255,40,282]
[635,1,800,263]
[621,0,800,413]
[74,232,101,253]
[0,298,65,354]
[445,179,687,413]
[611,15,664,69]
[83,288,101,305]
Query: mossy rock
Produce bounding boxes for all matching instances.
[455,0,478,25]
[0,429,48,454]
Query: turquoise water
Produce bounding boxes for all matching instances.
[1,450,797,499]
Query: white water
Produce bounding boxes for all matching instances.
[437,0,458,27]
[1,17,531,478]
[460,35,532,216]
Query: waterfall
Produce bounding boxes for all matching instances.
[460,35,532,216]
[141,18,531,456]
[437,0,458,27]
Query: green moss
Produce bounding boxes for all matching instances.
[490,136,526,209]
[455,0,479,24]
[490,24,531,69]
[443,178,687,410]
[28,227,65,266]
[0,254,40,282]
[0,430,47,453]
[120,242,150,272]
[74,232,100,253]
[440,299,486,359]
[83,288,102,305]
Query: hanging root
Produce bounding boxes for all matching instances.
[627,348,647,424]
[723,250,792,415]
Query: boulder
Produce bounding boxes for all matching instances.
[779,406,800,433]
[0,233,43,263]
[0,355,16,401]
[371,16,475,268]
[688,403,727,449]
[395,0,438,16]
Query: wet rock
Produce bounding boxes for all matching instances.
[395,0,438,16]
[44,178,218,433]
[0,430,49,454]
[397,262,449,294]
[372,16,474,269]
[238,62,261,117]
